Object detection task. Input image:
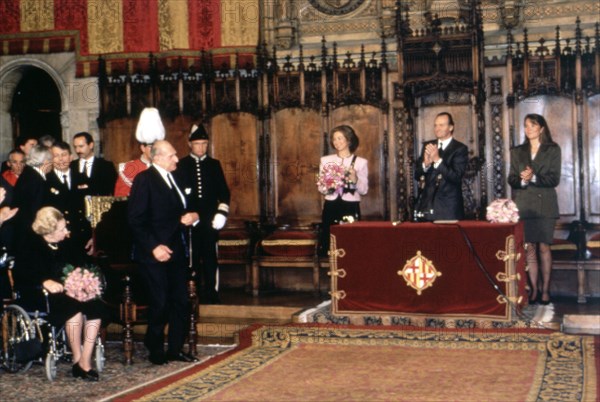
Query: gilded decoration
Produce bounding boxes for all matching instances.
[398,251,441,295]
[85,195,127,228]
[20,0,54,32]
[87,0,123,54]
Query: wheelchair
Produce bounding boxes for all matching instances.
[0,252,105,381]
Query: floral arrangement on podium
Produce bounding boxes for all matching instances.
[316,163,351,196]
[62,264,103,302]
[486,198,519,223]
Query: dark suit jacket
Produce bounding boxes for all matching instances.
[70,157,117,196]
[174,155,230,223]
[46,170,92,255]
[508,142,561,219]
[414,138,469,221]
[11,166,50,244]
[127,166,189,265]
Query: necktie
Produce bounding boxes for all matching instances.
[86,161,91,177]
[438,141,443,150]
[63,174,69,189]
[168,173,184,208]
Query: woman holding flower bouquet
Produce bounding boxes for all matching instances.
[317,125,368,256]
[508,114,561,305]
[13,207,105,381]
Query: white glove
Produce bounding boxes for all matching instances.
[212,213,227,230]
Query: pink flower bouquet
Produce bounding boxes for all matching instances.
[316,163,349,196]
[486,198,519,223]
[62,264,103,302]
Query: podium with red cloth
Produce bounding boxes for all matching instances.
[329,221,526,321]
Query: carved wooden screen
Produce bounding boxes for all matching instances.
[331,105,385,220]
[272,109,322,223]
[211,113,260,221]
[514,96,577,223]
[101,115,193,169]
[585,95,600,223]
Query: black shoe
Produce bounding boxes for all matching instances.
[148,352,168,365]
[539,294,551,305]
[72,363,99,381]
[166,352,199,363]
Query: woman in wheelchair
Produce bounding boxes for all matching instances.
[12,207,105,381]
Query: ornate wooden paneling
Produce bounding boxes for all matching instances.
[585,95,600,221]
[272,109,322,223]
[211,113,260,221]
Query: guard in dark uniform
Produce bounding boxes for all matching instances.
[46,141,92,263]
[174,124,230,304]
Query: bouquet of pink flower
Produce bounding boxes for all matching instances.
[486,198,520,223]
[316,163,349,196]
[62,264,103,302]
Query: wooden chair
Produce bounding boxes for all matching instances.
[86,196,199,364]
[551,223,600,304]
[251,224,320,296]
[217,221,258,293]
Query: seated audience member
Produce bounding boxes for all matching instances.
[14,207,105,381]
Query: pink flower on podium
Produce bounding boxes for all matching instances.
[486,198,519,223]
[62,264,103,302]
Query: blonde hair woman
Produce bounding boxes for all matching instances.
[14,207,105,381]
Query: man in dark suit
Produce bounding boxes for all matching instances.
[71,132,117,196]
[46,141,92,262]
[11,145,53,252]
[174,124,230,304]
[414,112,469,221]
[128,140,200,365]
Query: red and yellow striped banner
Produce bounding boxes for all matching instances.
[0,0,258,76]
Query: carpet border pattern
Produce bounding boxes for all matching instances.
[119,324,598,402]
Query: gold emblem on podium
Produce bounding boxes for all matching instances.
[398,251,442,295]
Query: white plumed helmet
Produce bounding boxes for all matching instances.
[135,107,165,144]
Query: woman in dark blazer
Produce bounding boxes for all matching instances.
[508,114,561,305]
[13,207,104,381]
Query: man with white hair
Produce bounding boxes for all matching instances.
[114,108,166,197]
[128,140,199,365]
[11,145,53,252]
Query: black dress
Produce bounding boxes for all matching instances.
[13,233,106,326]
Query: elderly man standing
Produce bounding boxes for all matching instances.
[128,140,199,365]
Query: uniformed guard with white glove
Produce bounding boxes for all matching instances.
[174,124,231,304]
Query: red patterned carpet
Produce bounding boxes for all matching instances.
[110,324,599,402]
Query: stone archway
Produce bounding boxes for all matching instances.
[0,58,70,160]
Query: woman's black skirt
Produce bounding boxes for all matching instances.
[319,198,361,256]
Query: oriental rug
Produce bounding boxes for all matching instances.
[110,324,599,402]
[298,300,555,330]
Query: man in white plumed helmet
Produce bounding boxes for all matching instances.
[114,108,166,197]
[174,123,230,304]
